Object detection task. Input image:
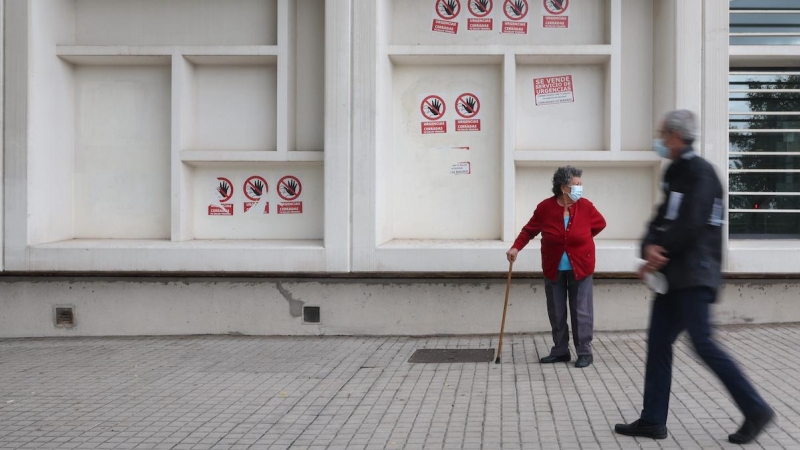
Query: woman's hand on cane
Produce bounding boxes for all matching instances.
[506,248,518,263]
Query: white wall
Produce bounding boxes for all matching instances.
[0,0,4,271]
[391,0,607,46]
[295,0,325,152]
[27,0,76,246]
[7,0,800,278]
[374,1,394,247]
[621,0,653,151]
[74,0,278,45]
[653,0,676,120]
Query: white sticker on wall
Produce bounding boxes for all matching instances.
[467,0,493,30]
[420,94,448,134]
[501,0,529,34]
[243,175,269,214]
[533,75,574,105]
[542,0,569,28]
[450,162,472,175]
[432,0,461,34]
[209,176,234,216]
[455,92,481,132]
[277,175,303,214]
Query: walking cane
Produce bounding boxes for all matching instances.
[495,260,514,364]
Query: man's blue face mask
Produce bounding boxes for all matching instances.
[653,139,670,159]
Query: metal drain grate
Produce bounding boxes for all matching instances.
[303,306,320,323]
[408,349,495,363]
[55,307,75,327]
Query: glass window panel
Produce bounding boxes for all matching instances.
[730,8,800,44]
[730,155,800,171]
[729,132,800,152]
[730,0,800,10]
[729,115,800,129]
[730,12,800,29]
[730,195,800,210]
[731,36,800,45]
[729,96,800,113]
[729,69,800,237]
[730,173,800,193]
[729,212,800,238]
[729,74,800,89]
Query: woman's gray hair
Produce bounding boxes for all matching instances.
[551,166,582,197]
[663,109,697,144]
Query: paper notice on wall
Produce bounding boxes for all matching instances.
[208,176,234,216]
[450,162,472,175]
[501,0,529,34]
[454,92,481,132]
[432,0,461,34]
[422,122,448,134]
[420,94,448,134]
[542,0,569,28]
[467,0,493,30]
[277,175,303,215]
[277,202,303,214]
[243,175,269,214]
[533,75,574,105]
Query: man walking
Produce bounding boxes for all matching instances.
[614,110,774,444]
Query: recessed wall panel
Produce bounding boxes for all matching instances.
[391,0,607,45]
[190,64,278,152]
[294,0,325,152]
[75,0,278,45]
[516,64,606,151]
[191,163,323,240]
[621,0,654,151]
[74,65,171,239]
[515,165,655,240]
[391,64,502,240]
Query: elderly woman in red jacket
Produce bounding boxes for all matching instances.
[506,166,606,368]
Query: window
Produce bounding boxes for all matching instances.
[730,0,800,45]
[728,70,800,238]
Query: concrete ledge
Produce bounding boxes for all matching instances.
[0,278,798,337]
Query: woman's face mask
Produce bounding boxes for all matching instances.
[563,184,583,202]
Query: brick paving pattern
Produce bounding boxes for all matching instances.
[1,325,799,449]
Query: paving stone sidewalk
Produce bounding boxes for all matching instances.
[1,325,799,450]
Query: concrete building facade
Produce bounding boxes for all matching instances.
[2,0,800,337]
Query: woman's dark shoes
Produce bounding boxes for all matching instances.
[614,419,668,439]
[575,355,593,368]
[728,407,775,444]
[539,352,571,363]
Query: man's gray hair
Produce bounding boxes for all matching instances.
[663,109,697,144]
[552,165,582,197]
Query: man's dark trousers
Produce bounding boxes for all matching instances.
[641,287,769,425]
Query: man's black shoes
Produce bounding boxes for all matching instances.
[728,407,774,444]
[575,355,593,368]
[614,419,668,440]
[539,352,571,364]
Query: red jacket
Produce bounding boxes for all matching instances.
[512,196,606,281]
